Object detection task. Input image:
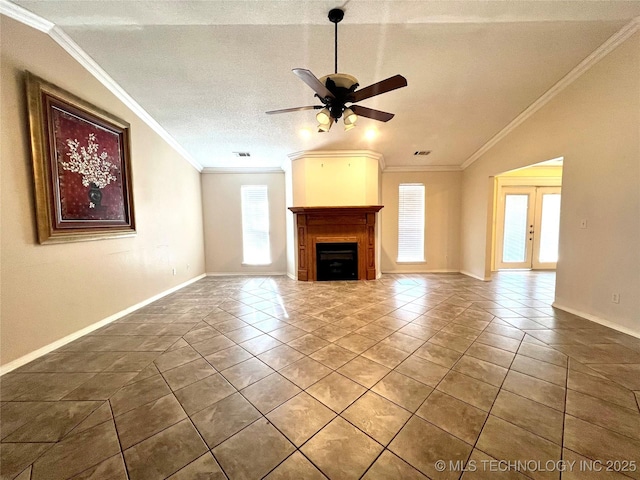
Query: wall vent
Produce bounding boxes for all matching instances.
[234,152,251,157]
[414,151,431,156]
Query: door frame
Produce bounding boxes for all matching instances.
[492,176,562,271]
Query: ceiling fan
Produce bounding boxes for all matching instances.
[266,7,408,132]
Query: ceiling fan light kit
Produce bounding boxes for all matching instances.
[266,7,407,133]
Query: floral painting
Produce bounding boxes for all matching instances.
[26,72,135,243]
[52,108,126,221]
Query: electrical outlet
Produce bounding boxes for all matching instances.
[580,219,587,229]
[172,268,177,276]
[612,293,620,304]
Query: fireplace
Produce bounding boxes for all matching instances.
[288,206,383,281]
[316,242,358,281]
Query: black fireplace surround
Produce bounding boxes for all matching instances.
[316,242,358,281]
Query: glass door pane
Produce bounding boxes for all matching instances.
[538,194,561,263]
[502,194,530,263]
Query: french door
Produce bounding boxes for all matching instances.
[496,186,561,270]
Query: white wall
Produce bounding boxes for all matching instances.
[201,172,287,274]
[1,16,206,367]
[291,153,380,206]
[461,31,640,334]
[381,171,462,273]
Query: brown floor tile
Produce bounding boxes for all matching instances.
[269,325,307,343]
[309,344,357,369]
[428,331,474,353]
[567,369,638,410]
[61,373,138,400]
[32,420,120,480]
[490,390,563,444]
[372,371,433,412]
[465,343,515,368]
[161,358,216,391]
[517,342,567,367]
[312,324,352,342]
[279,357,332,389]
[191,335,236,357]
[182,326,220,345]
[286,333,329,355]
[461,448,530,479]
[354,324,395,342]
[337,356,391,388]
[239,334,282,355]
[588,363,640,390]
[123,419,207,480]
[153,346,201,373]
[477,415,561,480]
[1,443,53,480]
[173,373,236,415]
[335,333,379,354]
[167,453,226,479]
[476,332,521,353]
[416,390,487,445]
[561,448,632,480]
[191,392,261,448]
[362,450,428,479]
[414,342,463,368]
[240,372,301,414]
[306,371,366,413]
[362,343,410,368]
[564,415,640,480]
[266,392,336,446]
[221,357,275,390]
[343,391,411,445]
[264,451,327,479]
[566,389,640,440]
[510,354,566,386]
[204,345,252,371]
[114,394,187,449]
[0,373,96,401]
[213,418,295,480]
[68,453,128,480]
[396,355,450,387]
[109,374,171,416]
[389,415,472,480]
[257,344,306,371]
[502,370,565,411]
[302,417,383,480]
[379,332,425,353]
[437,371,499,411]
[2,400,101,443]
[452,355,508,387]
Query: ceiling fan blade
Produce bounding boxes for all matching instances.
[351,75,407,103]
[266,106,321,115]
[350,105,395,122]
[292,68,335,100]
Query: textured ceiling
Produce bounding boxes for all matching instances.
[12,1,640,169]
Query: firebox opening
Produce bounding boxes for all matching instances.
[316,242,358,281]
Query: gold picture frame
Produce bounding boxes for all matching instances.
[26,72,136,243]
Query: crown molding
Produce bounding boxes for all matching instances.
[1,0,203,173]
[383,165,462,173]
[0,0,53,32]
[461,17,640,170]
[288,150,385,170]
[202,166,284,174]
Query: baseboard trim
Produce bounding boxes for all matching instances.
[381,269,460,274]
[286,272,296,280]
[552,302,640,339]
[0,274,206,376]
[460,270,490,281]
[206,272,287,277]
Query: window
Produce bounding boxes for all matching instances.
[241,185,271,265]
[397,183,425,262]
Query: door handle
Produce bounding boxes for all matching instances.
[529,230,534,234]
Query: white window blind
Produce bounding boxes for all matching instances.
[241,185,271,265]
[397,183,425,262]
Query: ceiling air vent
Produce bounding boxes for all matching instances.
[233,152,251,157]
[414,151,431,156]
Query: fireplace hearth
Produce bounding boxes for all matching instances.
[289,206,383,281]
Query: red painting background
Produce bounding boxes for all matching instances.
[51,106,126,222]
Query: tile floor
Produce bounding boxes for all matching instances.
[1,272,640,480]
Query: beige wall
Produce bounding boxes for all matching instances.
[0,17,206,366]
[201,172,287,274]
[292,154,380,206]
[381,171,462,273]
[461,32,640,334]
[500,165,563,177]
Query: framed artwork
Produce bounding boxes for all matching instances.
[25,72,136,243]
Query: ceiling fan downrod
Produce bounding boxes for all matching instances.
[328,8,344,74]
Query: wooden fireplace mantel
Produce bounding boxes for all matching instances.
[288,206,383,281]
